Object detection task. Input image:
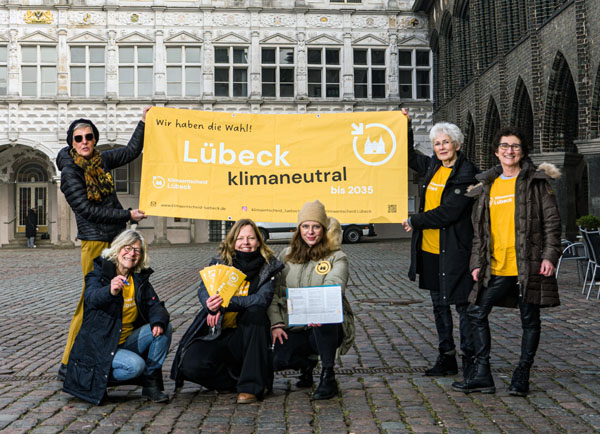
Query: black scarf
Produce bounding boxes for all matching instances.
[232,250,265,295]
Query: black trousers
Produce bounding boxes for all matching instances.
[430,291,474,357]
[272,323,343,371]
[467,275,541,367]
[179,307,272,396]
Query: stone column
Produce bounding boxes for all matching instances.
[55,179,74,248]
[342,11,354,100]
[57,28,68,97]
[530,151,584,240]
[152,216,171,245]
[575,138,600,218]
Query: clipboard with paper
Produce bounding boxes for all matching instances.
[199,264,248,307]
[286,285,344,326]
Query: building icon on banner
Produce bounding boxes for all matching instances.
[363,137,385,155]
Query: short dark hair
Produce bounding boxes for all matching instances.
[491,126,528,157]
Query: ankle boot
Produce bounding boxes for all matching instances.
[461,355,475,379]
[141,370,169,403]
[297,359,318,388]
[425,351,458,376]
[452,360,495,394]
[508,364,530,396]
[312,367,338,400]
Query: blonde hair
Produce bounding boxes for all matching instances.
[101,229,149,273]
[218,219,274,265]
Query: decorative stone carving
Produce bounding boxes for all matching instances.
[260,14,295,27]
[306,15,342,27]
[351,15,387,28]
[213,13,249,27]
[24,10,54,25]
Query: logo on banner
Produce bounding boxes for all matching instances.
[152,176,166,189]
[351,122,397,166]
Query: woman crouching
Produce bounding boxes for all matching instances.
[63,229,172,405]
[268,200,355,400]
[170,219,284,404]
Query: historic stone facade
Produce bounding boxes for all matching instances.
[0,0,433,247]
[413,0,600,238]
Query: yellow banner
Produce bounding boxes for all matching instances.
[139,107,408,223]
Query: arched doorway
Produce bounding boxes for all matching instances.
[16,163,49,234]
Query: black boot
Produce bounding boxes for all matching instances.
[425,351,458,376]
[508,364,530,396]
[452,360,495,394]
[141,370,169,403]
[297,359,318,388]
[57,363,68,381]
[312,367,338,400]
[461,355,475,379]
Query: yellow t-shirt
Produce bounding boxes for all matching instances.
[119,275,138,344]
[421,166,452,254]
[221,280,250,329]
[489,176,518,276]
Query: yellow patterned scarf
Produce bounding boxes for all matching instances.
[70,148,115,202]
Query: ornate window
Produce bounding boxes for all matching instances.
[214,46,248,97]
[166,46,201,97]
[70,46,105,97]
[261,47,294,97]
[353,48,386,99]
[21,45,57,97]
[118,46,153,97]
[0,45,6,96]
[307,47,341,98]
[398,48,432,100]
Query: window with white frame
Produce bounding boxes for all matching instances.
[214,46,248,97]
[112,164,130,194]
[166,46,201,97]
[307,47,341,98]
[0,45,6,96]
[21,45,57,97]
[398,48,432,100]
[119,46,153,97]
[331,0,361,3]
[353,48,386,99]
[261,47,294,97]
[70,46,105,97]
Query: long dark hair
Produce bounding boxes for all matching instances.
[285,223,332,264]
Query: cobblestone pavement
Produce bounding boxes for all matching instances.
[0,240,599,433]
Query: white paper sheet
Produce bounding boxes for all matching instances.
[286,285,344,326]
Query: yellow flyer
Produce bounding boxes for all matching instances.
[140,107,408,223]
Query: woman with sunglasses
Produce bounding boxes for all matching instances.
[56,107,151,380]
[63,230,172,405]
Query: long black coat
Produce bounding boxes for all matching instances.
[56,122,145,242]
[407,126,478,305]
[170,256,283,387]
[63,256,170,405]
[25,209,37,238]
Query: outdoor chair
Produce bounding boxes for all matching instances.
[555,239,587,284]
[580,228,600,299]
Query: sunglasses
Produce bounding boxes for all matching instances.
[73,133,95,143]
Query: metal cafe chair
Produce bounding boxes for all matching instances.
[580,228,600,299]
[555,239,587,285]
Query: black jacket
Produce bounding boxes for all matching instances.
[170,256,283,387]
[56,122,145,242]
[407,125,479,305]
[63,256,170,405]
[25,210,37,238]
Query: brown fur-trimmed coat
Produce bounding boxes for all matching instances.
[467,159,562,308]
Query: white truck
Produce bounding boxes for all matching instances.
[255,222,376,244]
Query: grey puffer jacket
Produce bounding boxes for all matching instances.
[467,159,562,307]
[56,121,145,242]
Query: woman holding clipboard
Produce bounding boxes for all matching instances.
[170,219,283,404]
[268,200,355,400]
